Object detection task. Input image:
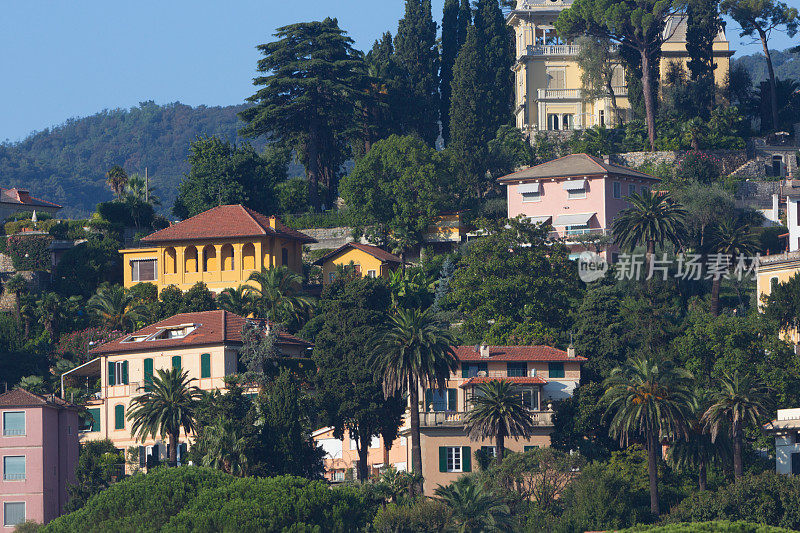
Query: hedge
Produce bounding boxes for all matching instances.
[5,234,53,271]
[623,520,796,532]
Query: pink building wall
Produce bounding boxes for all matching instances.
[1,401,79,529]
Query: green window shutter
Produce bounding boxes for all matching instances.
[462,447,472,472]
[425,390,433,412]
[88,408,101,432]
[114,405,124,430]
[108,362,116,386]
[478,363,487,373]
[172,355,181,369]
[462,364,468,378]
[122,361,129,384]
[549,362,564,379]
[439,447,447,472]
[447,389,457,411]
[201,353,211,378]
[144,358,153,390]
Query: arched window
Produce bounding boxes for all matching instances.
[547,114,560,131]
[164,247,177,274]
[562,114,574,130]
[184,246,198,273]
[203,245,217,272]
[242,243,256,271]
[221,244,234,271]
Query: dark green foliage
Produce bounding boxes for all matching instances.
[173,137,286,219]
[0,101,268,218]
[240,18,365,210]
[181,282,217,313]
[65,440,124,512]
[686,0,721,115]
[373,499,452,533]
[5,234,53,271]
[394,0,440,146]
[96,199,155,233]
[487,125,537,178]
[676,151,722,185]
[276,177,309,214]
[440,0,471,145]
[474,0,514,129]
[551,381,618,460]
[624,521,796,532]
[666,472,800,529]
[733,47,800,86]
[52,237,122,298]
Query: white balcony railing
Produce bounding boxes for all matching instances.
[419,411,554,427]
[523,43,620,58]
[537,88,582,99]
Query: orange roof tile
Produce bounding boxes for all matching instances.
[454,345,587,362]
[0,388,79,409]
[313,242,402,266]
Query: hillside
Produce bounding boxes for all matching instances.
[0,101,302,218]
[733,48,800,86]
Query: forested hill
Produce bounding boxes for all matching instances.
[0,101,281,218]
[733,48,800,86]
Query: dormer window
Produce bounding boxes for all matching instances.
[121,335,148,343]
[150,324,197,340]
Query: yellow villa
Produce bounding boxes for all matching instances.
[119,205,316,294]
[757,252,800,344]
[508,0,733,132]
[314,242,403,285]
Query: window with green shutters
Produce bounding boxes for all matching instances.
[107,361,129,385]
[200,353,211,378]
[172,355,182,369]
[83,408,101,432]
[144,358,154,390]
[462,362,488,378]
[114,405,125,430]
[425,389,458,411]
[439,446,471,472]
[548,362,565,379]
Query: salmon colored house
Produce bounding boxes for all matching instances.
[314,243,403,285]
[61,310,312,470]
[119,205,316,294]
[499,154,660,259]
[0,389,80,529]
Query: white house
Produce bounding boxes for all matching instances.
[763,408,800,475]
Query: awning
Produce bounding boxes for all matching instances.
[562,179,586,191]
[554,213,595,226]
[527,215,552,224]
[517,182,541,193]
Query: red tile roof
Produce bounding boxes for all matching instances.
[459,376,548,388]
[0,188,62,209]
[454,345,587,362]
[497,153,660,183]
[89,310,312,355]
[313,242,402,266]
[0,388,79,409]
[140,205,316,244]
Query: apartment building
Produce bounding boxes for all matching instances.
[60,310,311,468]
[0,389,80,529]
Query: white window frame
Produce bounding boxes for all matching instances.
[332,471,345,482]
[131,259,158,282]
[3,502,25,528]
[522,191,541,203]
[367,270,377,278]
[111,361,124,385]
[2,411,25,437]
[3,455,26,481]
[613,182,621,199]
[567,189,587,200]
[446,446,463,473]
[598,109,605,127]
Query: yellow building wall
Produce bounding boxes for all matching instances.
[121,236,304,294]
[320,248,395,285]
[757,260,800,343]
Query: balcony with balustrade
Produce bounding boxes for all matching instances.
[418,410,554,428]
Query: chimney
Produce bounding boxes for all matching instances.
[602,155,611,164]
[268,215,278,230]
[479,344,490,358]
[567,344,576,358]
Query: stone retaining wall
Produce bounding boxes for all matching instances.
[609,150,748,176]
[300,227,362,251]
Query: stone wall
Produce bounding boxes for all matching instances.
[609,150,748,176]
[0,253,14,273]
[0,271,47,312]
[301,227,361,251]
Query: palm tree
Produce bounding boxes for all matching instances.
[247,266,310,322]
[374,307,459,494]
[123,173,161,206]
[217,285,258,317]
[127,368,203,467]
[612,191,688,271]
[35,292,77,340]
[105,165,129,199]
[702,370,773,480]
[4,273,28,322]
[434,476,512,532]
[705,218,759,316]
[200,416,249,476]
[87,284,142,332]
[603,356,695,515]
[464,380,535,463]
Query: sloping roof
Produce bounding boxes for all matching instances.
[90,310,312,355]
[140,205,316,244]
[0,188,62,209]
[0,388,78,409]
[313,242,403,266]
[459,376,548,388]
[454,345,587,362]
[497,154,660,183]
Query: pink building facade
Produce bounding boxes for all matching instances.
[0,389,80,529]
[500,154,661,259]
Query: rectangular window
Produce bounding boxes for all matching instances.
[613,182,621,199]
[522,389,539,410]
[2,412,25,436]
[367,270,377,278]
[507,362,528,377]
[628,184,636,196]
[3,502,25,527]
[281,248,289,266]
[332,471,345,482]
[546,68,565,89]
[567,189,586,200]
[172,356,182,370]
[3,456,25,481]
[446,446,462,472]
[548,362,565,379]
[481,445,497,458]
[524,445,540,452]
[144,358,154,390]
[82,408,101,432]
[598,109,605,127]
[462,362,488,378]
[114,405,125,430]
[201,353,211,378]
[521,191,541,203]
[131,259,157,282]
[108,361,128,386]
[426,390,448,412]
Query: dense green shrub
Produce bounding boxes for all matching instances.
[5,234,53,271]
[666,472,800,529]
[624,520,795,532]
[373,499,452,533]
[52,237,122,297]
[675,151,722,185]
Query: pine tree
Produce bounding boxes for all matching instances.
[440,0,460,146]
[686,0,720,116]
[474,0,514,131]
[394,0,440,146]
[361,32,402,156]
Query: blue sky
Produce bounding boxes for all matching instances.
[1,0,795,142]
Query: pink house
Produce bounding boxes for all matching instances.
[0,389,80,529]
[499,154,661,259]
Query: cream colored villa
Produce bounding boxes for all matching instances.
[60,310,311,468]
[508,0,733,132]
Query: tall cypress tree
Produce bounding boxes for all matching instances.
[394,0,440,147]
[440,0,460,146]
[474,0,514,131]
[457,0,472,46]
[686,0,720,116]
[360,32,402,156]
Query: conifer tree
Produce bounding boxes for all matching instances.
[361,32,402,155]
[474,0,515,130]
[394,0,440,146]
[440,0,461,145]
[687,0,721,116]
[457,0,472,46]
